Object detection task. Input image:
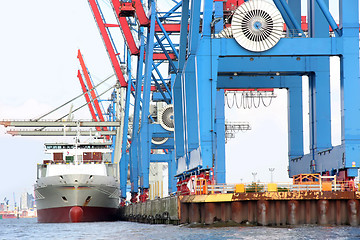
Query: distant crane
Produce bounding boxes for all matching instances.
[13,192,16,211]
[4,197,9,211]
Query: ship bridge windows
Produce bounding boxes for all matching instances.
[45,145,74,150]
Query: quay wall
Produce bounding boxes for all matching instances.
[122,192,360,226]
[123,196,180,224]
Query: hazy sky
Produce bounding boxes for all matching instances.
[0,0,115,206]
[0,0,353,208]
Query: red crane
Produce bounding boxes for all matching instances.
[77,49,109,133]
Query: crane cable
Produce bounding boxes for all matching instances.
[32,74,115,121]
[225,91,275,109]
[56,84,116,121]
[35,84,116,131]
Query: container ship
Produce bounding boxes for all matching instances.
[34,140,120,223]
[0,211,18,219]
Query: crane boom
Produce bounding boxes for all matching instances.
[77,49,108,132]
[77,70,102,132]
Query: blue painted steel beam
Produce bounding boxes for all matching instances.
[218,56,328,74]
[215,89,226,184]
[317,13,332,157]
[182,56,199,153]
[159,1,182,21]
[307,0,332,156]
[151,74,170,104]
[119,60,132,199]
[218,38,342,56]
[168,150,177,193]
[188,0,201,54]
[155,16,179,59]
[173,77,185,158]
[308,74,317,164]
[213,0,224,34]
[339,0,360,177]
[129,30,145,194]
[152,63,172,97]
[290,0,359,178]
[139,0,156,190]
[152,124,174,136]
[217,76,299,89]
[152,92,171,102]
[315,0,341,36]
[176,0,200,169]
[150,154,171,162]
[177,0,188,70]
[194,43,219,171]
[172,0,188,160]
[278,0,305,37]
[154,34,177,72]
[151,141,174,150]
[308,0,328,38]
[287,0,301,38]
[202,0,212,36]
[273,0,296,32]
[288,78,304,159]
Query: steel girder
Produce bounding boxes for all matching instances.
[174,0,360,182]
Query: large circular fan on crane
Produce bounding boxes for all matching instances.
[151,137,169,145]
[158,104,174,132]
[231,0,284,52]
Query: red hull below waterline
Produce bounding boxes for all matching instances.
[37,206,119,223]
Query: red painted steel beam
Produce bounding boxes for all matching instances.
[77,70,102,132]
[119,17,140,55]
[133,0,150,26]
[104,23,120,27]
[77,50,109,131]
[155,24,183,32]
[88,0,127,86]
[111,0,140,55]
[152,52,177,60]
[112,1,179,62]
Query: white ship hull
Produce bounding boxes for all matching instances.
[35,173,120,223]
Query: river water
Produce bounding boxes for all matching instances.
[1,218,360,240]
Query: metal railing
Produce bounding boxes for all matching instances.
[192,180,359,195]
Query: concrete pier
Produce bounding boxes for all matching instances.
[123,196,180,224]
[121,191,360,226]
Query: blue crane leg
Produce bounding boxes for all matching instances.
[215,89,226,184]
[173,0,189,160]
[214,1,224,34]
[288,78,304,160]
[173,78,185,159]
[188,0,201,54]
[119,61,132,199]
[340,0,360,177]
[139,0,156,189]
[195,37,220,171]
[315,70,332,152]
[168,150,177,193]
[202,0,212,36]
[182,56,199,156]
[309,0,332,153]
[130,31,145,194]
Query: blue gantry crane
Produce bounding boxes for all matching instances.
[87,0,360,203]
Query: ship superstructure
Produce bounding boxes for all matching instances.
[34,140,120,223]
